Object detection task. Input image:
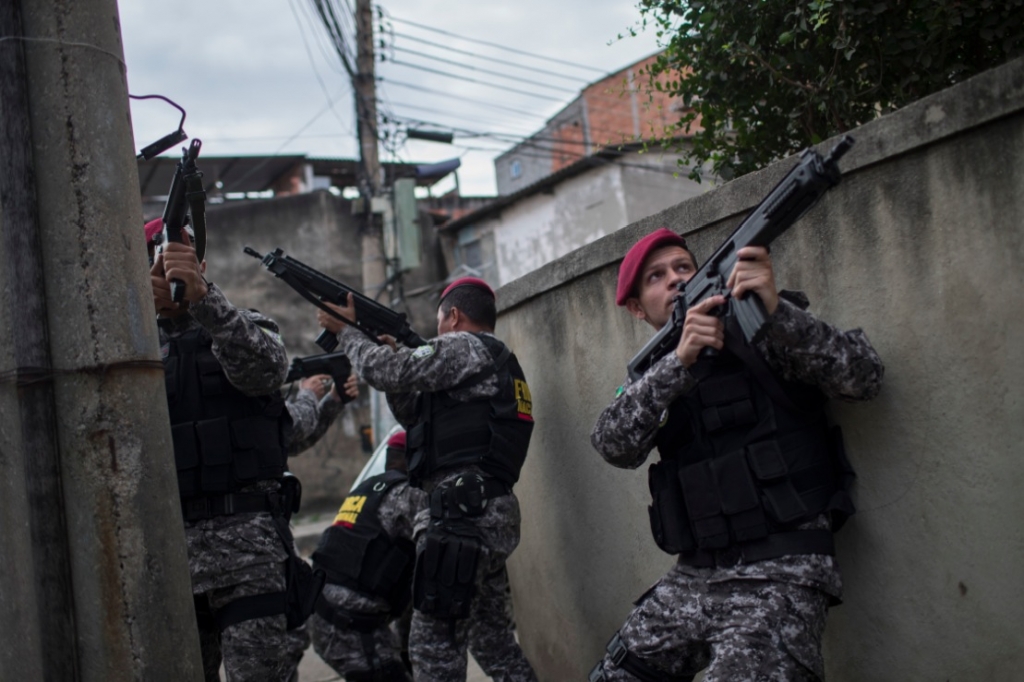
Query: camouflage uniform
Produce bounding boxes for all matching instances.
[591,295,884,681]
[337,325,539,682]
[309,479,427,679]
[286,386,345,456]
[159,284,307,682]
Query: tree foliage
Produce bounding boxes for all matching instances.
[637,0,1024,180]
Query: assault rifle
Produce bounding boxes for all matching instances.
[155,138,207,303]
[285,351,352,385]
[243,247,427,353]
[626,135,855,381]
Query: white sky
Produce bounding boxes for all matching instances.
[120,1,663,196]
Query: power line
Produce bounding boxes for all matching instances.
[384,46,579,94]
[386,34,591,84]
[287,0,353,136]
[379,78,555,119]
[383,14,607,74]
[384,101,537,136]
[383,59,568,103]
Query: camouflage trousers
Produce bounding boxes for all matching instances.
[194,560,309,682]
[308,585,410,680]
[597,563,829,682]
[409,495,537,682]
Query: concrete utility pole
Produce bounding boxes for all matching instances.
[355,0,387,301]
[0,1,202,680]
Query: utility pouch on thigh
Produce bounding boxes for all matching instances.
[412,524,481,620]
[284,553,326,630]
[647,459,695,555]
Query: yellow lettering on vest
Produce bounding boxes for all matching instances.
[333,511,359,526]
[514,378,533,416]
[334,495,366,525]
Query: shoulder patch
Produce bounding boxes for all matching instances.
[615,385,626,398]
[258,326,284,346]
[411,345,435,359]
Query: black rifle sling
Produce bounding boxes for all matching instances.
[183,169,207,262]
[721,316,821,419]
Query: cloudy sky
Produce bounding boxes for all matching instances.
[120,0,663,196]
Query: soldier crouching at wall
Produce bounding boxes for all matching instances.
[308,429,426,681]
[317,277,539,682]
[146,219,321,681]
[589,229,884,681]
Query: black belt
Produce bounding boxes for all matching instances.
[314,599,391,632]
[181,491,280,522]
[678,529,835,568]
[429,474,510,519]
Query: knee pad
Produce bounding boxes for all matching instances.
[412,523,481,619]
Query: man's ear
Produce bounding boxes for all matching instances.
[448,306,462,329]
[625,298,647,322]
[200,260,207,275]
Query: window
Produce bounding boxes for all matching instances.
[509,159,522,180]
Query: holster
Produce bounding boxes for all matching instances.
[412,521,481,620]
[284,551,327,629]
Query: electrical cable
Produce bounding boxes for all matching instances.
[382,59,568,102]
[385,33,591,84]
[379,78,555,119]
[385,45,580,94]
[382,14,606,73]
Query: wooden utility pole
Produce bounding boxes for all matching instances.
[355,0,386,301]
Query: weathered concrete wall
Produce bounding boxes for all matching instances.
[496,57,1024,680]
[489,156,702,287]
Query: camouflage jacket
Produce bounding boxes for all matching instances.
[158,283,293,593]
[319,480,428,615]
[336,325,503,492]
[286,388,345,456]
[591,293,884,598]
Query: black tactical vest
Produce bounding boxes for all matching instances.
[311,470,416,613]
[648,346,854,556]
[406,334,534,487]
[163,327,291,497]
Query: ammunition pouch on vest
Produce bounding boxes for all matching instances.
[649,338,856,563]
[311,471,416,615]
[163,327,291,497]
[405,335,533,487]
[412,520,482,620]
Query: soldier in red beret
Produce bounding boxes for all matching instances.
[317,277,539,681]
[589,228,884,681]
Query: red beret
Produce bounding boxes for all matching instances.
[144,218,163,244]
[439,277,494,303]
[615,228,689,306]
[386,430,406,450]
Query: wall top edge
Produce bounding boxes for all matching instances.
[495,55,1024,314]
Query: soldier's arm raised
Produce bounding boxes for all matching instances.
[188,284,289,395]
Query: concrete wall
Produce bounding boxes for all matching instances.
[464,156,705,288]
[496,57,1024,680]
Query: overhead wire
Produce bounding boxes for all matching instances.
[383,46,579,94]
[378,78,556,120]
[381,13,607,74]
[383,60,567,102]
[385,33,592,84]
